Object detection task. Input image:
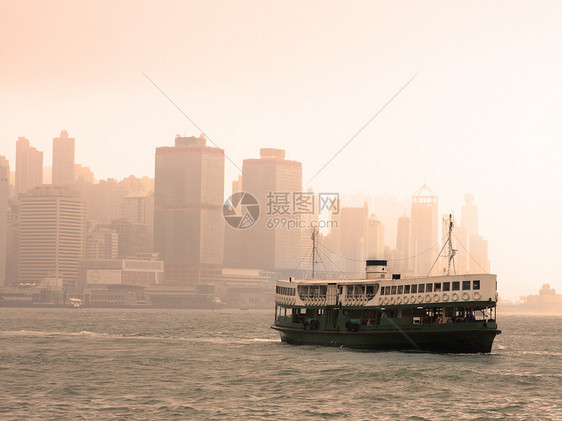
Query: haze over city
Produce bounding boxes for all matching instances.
[2,0,562,302]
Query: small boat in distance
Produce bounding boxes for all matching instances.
[68,298,83,309]
[271,219,501,353]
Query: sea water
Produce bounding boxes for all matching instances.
[0,308,560,420]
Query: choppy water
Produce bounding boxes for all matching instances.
[0,309,560,420]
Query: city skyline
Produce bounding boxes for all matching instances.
[2,1,561,301]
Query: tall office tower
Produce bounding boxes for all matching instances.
[461,193,478,236]
[52,130,75,186]
[367,214,385,260]
[18,185,86,288]
[469,234,490,273]
[86,179,128,223]
[336,204,369,275]
[373,194,408,248]
[122,191,154,250]
[233,148,302,272]
[460,194,490,273]
[411,183,438,276]
[0,157,9,285]
[394,215,412,275]
[86,227,118,259]
[15,137,43,197]
[154,134,225,285]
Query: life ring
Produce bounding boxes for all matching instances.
[433,294,440,302]
[384,297,389,305]
[411,295,416,303]
[462,292,470,301]
[425,294,431,303]
[473,292,481,300]
[403,296,409,304]
[437,317,443,324]
[396,297,402,304]
[417,295,423,303]
[390,297,395,305]
[379,297,383,304]
[451,293,459,301]
[442,293,449,302]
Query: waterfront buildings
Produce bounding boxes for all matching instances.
[15,137,43,197]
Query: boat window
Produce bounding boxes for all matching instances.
[404,285,410,294]
[391,286,397,295]
[443,282,450,291]
[411,284,417,293]
[397,285,403,294]
[434,283,441,292]
[473,280,480,290]
[452,281,460,291]
[385,286,390,295]
[418,284,425,293]
[462,281,471,290]
[426,283,433,292]
[380,287,385,295]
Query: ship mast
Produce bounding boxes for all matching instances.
[311,227,318,279]
[427,213,457,276]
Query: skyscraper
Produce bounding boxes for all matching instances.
[411,183,438,276]
[0,156,9,285]
[18,185,86,288]
[52,130,75,186]
[154,134,225,285]
[232,148,302,272]
[15,137,43,197]
[461,193,478,237]
[396,215,412,274]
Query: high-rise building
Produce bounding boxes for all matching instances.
[86,227,118,259]
[394,215,412,275]
[373,194,408,249]
[459,194,490,273]
[367,214,385,260]
[0,156,9,285]
[338,204,369,275]
[52,130,75,186]
[154,134,225,285]
[18,185,86,288]
[231,148,302,272]
[411,183,438,276]
[461,193,478,237]
[15,137,43,197]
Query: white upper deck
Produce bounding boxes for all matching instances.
[275,273,497,308]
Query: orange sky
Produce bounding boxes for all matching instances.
[1,0,561,300]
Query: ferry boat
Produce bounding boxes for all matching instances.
[272,222,501,353]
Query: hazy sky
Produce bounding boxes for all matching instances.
[1,0,561,300]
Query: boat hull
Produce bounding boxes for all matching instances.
[272,325,501,353]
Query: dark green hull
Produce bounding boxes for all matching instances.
[272,324,501,353]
